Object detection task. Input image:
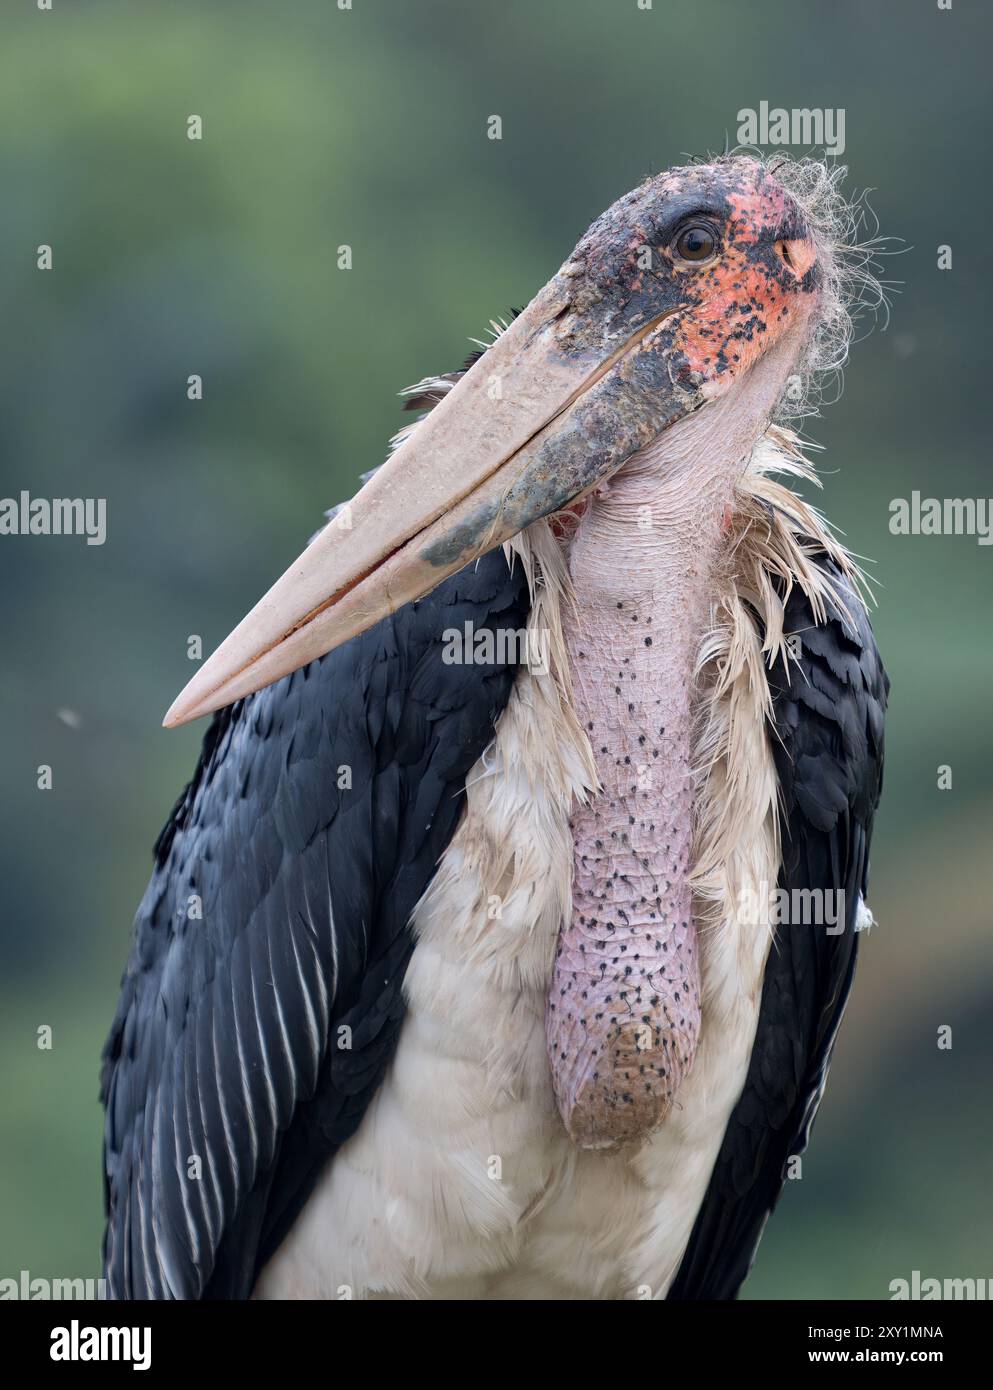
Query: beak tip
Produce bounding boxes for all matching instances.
[162,690,200,729]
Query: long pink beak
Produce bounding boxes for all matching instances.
[163,277,694,728]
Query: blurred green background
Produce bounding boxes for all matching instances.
[1,0,990,1298]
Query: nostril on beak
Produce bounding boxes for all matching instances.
[776,236,817,280]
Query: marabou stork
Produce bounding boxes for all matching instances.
[102,154,888,1300]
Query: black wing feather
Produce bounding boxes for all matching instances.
[101,549,530,1299]
[668,555,888,1300]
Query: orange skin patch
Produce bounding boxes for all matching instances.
[668,179,816,384]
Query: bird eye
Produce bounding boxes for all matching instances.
[673,224,717,264]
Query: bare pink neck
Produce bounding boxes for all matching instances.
[547,457,729,1147]
[546,339,802,1147]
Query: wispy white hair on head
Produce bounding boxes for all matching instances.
[750,151,890,421]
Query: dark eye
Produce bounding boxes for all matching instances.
[674,224,717,263]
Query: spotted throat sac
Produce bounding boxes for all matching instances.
[545,477,727,1149]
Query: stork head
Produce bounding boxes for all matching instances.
[165,156,834,726]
